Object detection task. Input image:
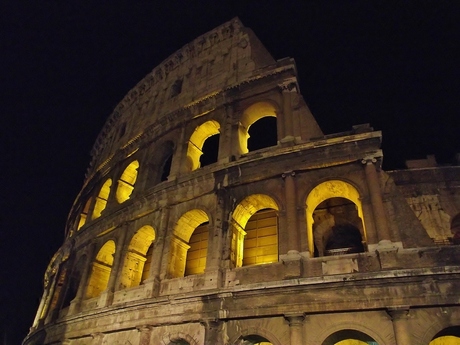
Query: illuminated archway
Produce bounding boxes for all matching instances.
[322,329,378,345]
[430,326,460,345]
[238,102,278,154]
[77,198,92,230]
[116,160,139,203]
[235,334,274,345]
[86,240,115,298]
[119,226,156,289]
[92,179,112,219]
[232,194,279,267]
[168,209,209,278]
[306,180,366,257]
[187,120,220,171]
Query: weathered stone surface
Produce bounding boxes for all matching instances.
[25,19,460,345]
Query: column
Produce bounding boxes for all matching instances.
[388,308,412,345]
[144,207,170,296]
[282,89,294,140]
[283,171,300,252]
[137,325,153,345]
[285,314,305,345]
[218,104,235,163]
[201,319,225,345]
[168,126,186,178]
[362,157,391,243]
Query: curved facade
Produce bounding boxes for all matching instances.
[25,19,460,345]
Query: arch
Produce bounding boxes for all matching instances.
[451,213,460,245]
[306,180,367,257]
[77,198,92,230]
[430,326,460,345]
[168,209,210,278]
[116,160,139,203]
[238,334,274,345]
[119,226,156,289]
[92,179,112,219]
[187,120,220,171]
[232,194,279,267]
[61,255,86,308]
[85,240,115,299]
[321,329,378,345]
[238,101,278,154]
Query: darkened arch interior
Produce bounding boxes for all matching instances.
[322,329,377,345]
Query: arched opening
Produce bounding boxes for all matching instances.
[247,117,278,151]
[306,180,367,257]
[77,198,92,230]
[61,256,86,308]
[161,152,173,182]
[187,120,220,171]
[86,240,115,299]
[430,326,460,345]
[200,133,220,167]
[232,194,279,267]
[451,213,460,245]
[238,102,278,155]
[322,329,378,345]
[168,340,190,345]
[168,209,209,278]
[119,226,156,289]
[116,160,139,203]
[185,221,209,276]
[239,334,273,345]
[92,179,112,219]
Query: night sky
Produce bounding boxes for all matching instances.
[2,1,459,343]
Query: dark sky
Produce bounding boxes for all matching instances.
[1,1,459,343]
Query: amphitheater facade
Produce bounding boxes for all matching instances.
[24,18,460,345]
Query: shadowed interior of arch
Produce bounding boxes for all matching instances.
[322,329,377,345]
[241,334,273,345]
[247,116,277,151]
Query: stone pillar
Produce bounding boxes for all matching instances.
[205,190,226,272]
[99,228,127,307]
[137,325,152,345]
[69,246,95,314]
[168,126,186,178]
[360,196,378,246]
[201,319,225,345]
[362,157,391,243]
[285,314,305,345]
[282,89,294,140]
[218,104,235,163]
[283,171,300,252]
[388,308,412,345]
[145,207,170,295]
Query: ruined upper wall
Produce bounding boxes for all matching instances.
[90,18,279,170]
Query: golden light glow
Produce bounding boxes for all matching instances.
[116,160,139,203]
[77,198,92,230]
[169,209,209,278]
[185,222,209,276]
[92,179,112,219]
[335,340,369,345]
[430,336,460,345]
[305,180,366,256]
[86,240,115,299]
[238,102,277,154]
[187,120,220,171]
[232,194,279,267]
[119,225,155,289]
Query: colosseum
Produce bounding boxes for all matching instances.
[24,18,460,345]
